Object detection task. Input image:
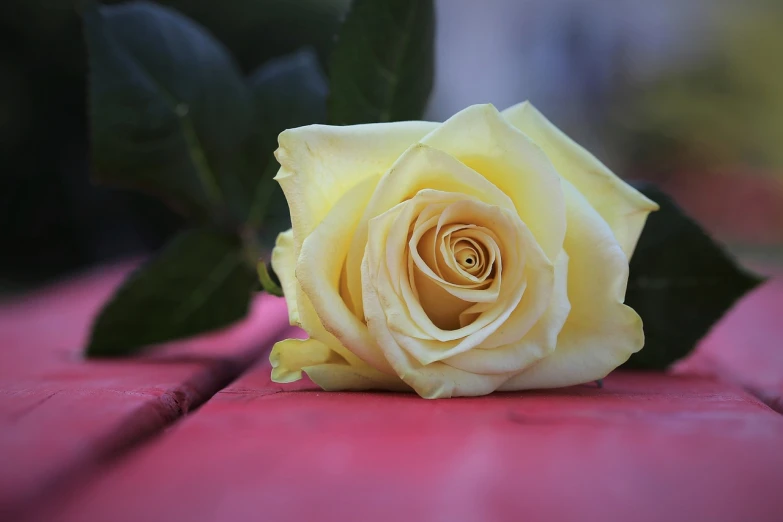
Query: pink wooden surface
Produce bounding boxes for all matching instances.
[0,263,292,519]
[27,365,783,522]
[675,277,783,412]
[1,264,782,522]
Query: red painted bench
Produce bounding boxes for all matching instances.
[0,263,294,519]
[1,261,782,522]
[31,365,783,522]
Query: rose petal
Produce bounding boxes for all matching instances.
[499,180,645,390]
[449,235,487,276]
[273,121,437,373]
[275,121,437,253]
[409,219,502,302]
[410,266,473,330]
[368,193,514,343]
[367,199,455,341]
[362,251,511,399]
[422,104,566,262]
[304,364,411,393]
[345,144,516,319]
[272,230,366,370]
[270,229,299,326]
[296,174,396,375]
[292,285,365,368]
[270,337,337,383]
[444,250,570,374]
[501,101,658,258]
[365,194,547,367]
[438,226,496,284]
[271,338,405,392]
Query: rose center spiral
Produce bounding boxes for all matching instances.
[409,218,501,330]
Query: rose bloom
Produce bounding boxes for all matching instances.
[269,103,658,398]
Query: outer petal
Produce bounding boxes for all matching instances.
[270,337,337,383]
[296,173,396,375]
[271,338,406,392]
[501,101,658,258]
[421,104,566,262]
[271,229,367,371]
[270,229,299,326]
[304,364,411,393]
[274,121,438,251]
[499,180,644,390]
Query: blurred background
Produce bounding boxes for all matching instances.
[1,0,782,295]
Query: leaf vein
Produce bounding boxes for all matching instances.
[121,44,224,207]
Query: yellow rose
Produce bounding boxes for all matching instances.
[269,103,658,398]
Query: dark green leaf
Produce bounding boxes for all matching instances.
[622,183,765,370]
[250,48,328,146]
[84,1,264,224]
[247,48,328,231]
[328,0,434,125]
[157,0,350,70]
[86,228,257,357]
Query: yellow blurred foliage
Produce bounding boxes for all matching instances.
[633,3,783,174]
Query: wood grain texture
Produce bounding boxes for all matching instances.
[26,360,783,522]
[0,262,292,519]
[3,265,783,522]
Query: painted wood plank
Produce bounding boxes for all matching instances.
[26,361,783,522]
[675,277,783,412]
[0,263,293,519]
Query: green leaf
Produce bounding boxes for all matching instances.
[328,0,434,125]
[86,228,257,357]
[247,48,328,231]
[250,48,328,146]
[622,183,765,370]
[84,1,264,224]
